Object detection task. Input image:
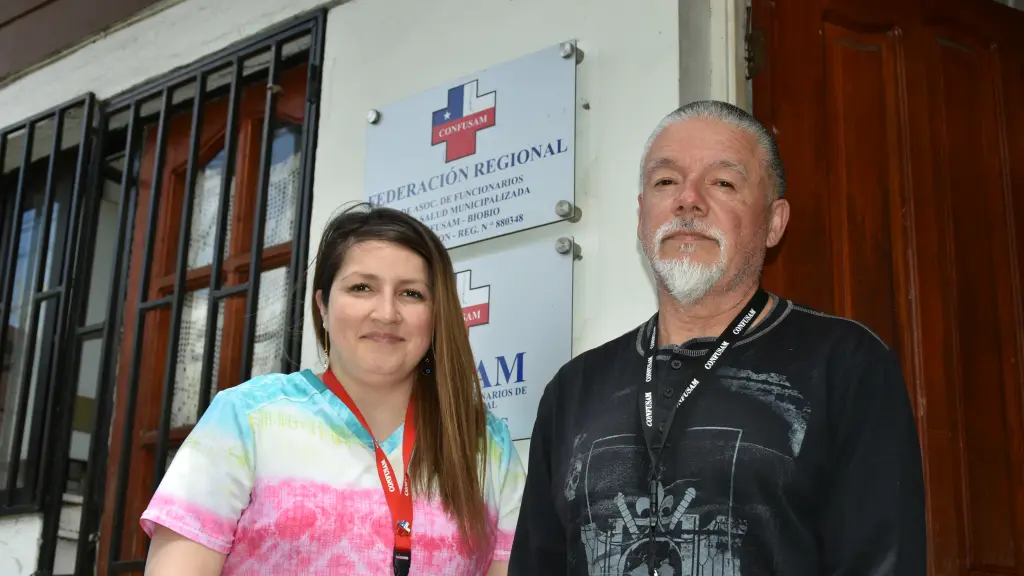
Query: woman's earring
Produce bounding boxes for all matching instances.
[422,354,432,375]
[323,329,330,368]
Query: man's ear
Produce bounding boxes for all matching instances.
[766,198,790,249]
[636,193,644,238]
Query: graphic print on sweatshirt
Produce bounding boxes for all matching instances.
[566,368,811,576]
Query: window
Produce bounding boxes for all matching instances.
[0,97,94,514]
[88,16,324,575]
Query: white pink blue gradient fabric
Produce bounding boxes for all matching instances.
[140,370,526,574]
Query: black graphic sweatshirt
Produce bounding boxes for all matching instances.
[508,295,926,576]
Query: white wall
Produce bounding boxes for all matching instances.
[0,515,41,576]
[0,0,741,570]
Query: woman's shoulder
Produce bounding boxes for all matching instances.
[482,410,518,468]
[212,369,327,416]
[483,410,512,443]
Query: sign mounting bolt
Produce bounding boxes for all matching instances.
[555,200,574,218]
[560,42,576,59]
[367,109,381,124]
[555,237,582,260]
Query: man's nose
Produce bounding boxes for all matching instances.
[672,180,708,217]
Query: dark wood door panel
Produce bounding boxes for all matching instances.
[754,1,1024,575]
[926,427,965,575]
[1000,54,1024,386]
[757,0,833,310]
[822,21,911,360]
[927,29,1022,571]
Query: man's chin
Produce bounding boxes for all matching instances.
[655,254,716,268]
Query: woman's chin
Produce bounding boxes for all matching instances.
[353,364,416,387]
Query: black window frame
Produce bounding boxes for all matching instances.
[0,94,96,516]
[44,11,321,576]
[0,9,325,576]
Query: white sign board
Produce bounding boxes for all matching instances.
[366,42,577,249]
[453,236,574,439]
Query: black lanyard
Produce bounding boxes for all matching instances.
[638,288,770,576]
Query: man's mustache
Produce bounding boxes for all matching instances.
[654,218,726,248]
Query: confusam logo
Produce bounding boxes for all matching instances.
[456,269,490,328]
[431,80,496,163]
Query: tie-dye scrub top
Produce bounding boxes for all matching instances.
[139,370,526,575]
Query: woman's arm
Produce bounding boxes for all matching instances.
[486,560,509,576]
[144,526,227,576]
[139,390,255,574]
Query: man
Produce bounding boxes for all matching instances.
[508,101,926,576]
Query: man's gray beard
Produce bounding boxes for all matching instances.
[643,218,727,307]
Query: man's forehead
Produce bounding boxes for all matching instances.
[644,120,760,173]
[645,155,749,176]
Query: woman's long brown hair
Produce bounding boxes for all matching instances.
[310,203,490,551]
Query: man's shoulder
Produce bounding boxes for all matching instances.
[778,297,892,358]
[551,316,649,386]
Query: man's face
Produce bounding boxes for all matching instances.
[637,118,788,305]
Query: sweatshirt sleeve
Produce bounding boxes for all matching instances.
[508,376,566,575]
[820,338,927,575]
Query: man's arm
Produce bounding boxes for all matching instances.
[821,340,927,575]
[508,379,567,574]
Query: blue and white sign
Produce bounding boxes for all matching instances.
[366,42,578,248]
[453,235,574,439]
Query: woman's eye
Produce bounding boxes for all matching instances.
[403,290,425,300]
[713,180,735,189]
[348,283,371,292]
[655,178,675,187]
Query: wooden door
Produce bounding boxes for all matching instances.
[751,0,1024,574]
[97,64,309,574]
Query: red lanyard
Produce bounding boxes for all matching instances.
[322,369,416,571]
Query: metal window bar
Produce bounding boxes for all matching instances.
[0,94,96,513]
[238,41,281,382]
[284,30,324,373]
[106,85,172,569]
[72,102,141,576]
[36,98,101,576]
[197,57,243,416]
[82,12,326,574]
[150,70,207,497]
[0,114,36,507]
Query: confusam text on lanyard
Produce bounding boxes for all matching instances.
[638,288,769,576]
[322,369,416,576]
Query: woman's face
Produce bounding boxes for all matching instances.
[317,240,434,386]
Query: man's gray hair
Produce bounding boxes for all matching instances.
[640,100,786,201]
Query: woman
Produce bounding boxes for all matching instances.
[140,203,526,575]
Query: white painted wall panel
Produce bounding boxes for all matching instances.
[0,515,41,576]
